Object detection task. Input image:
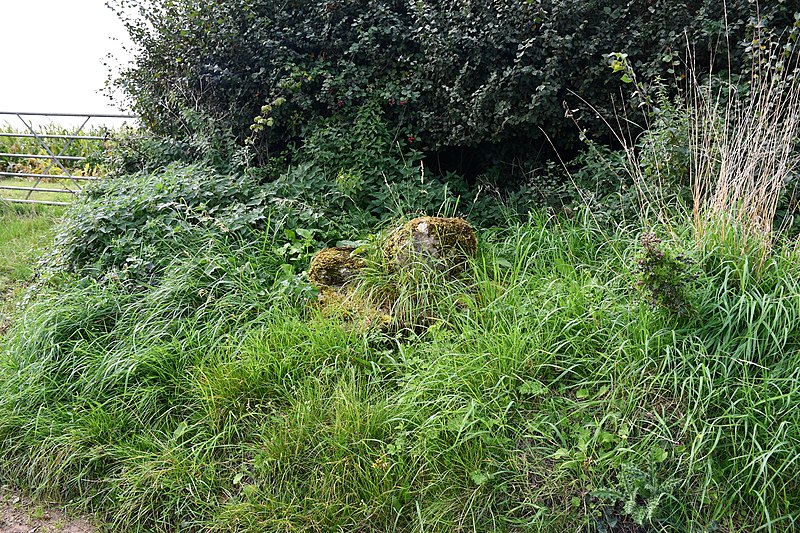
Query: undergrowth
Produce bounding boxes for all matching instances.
[0,11,799,533]
[2,209,800,531]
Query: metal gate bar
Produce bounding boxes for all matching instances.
[0,153,85,161]
[3,199,71,206]
[0,172,98,180]
[0,111,136,118]
[0,185,79,194]
[0,111,136,205]
[0,133,106,141]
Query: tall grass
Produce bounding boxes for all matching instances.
[1,207,799,530]
[688,42,800,252]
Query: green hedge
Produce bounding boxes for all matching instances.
[110,0,797,174]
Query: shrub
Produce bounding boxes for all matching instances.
[109,0,797,178]
[295,100,462,219]
[44,163,270,280]
[103,110,248,176]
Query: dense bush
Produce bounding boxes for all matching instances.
[109,0,797,176]
[102,116,240,176]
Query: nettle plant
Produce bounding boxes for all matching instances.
[43,163,270,281]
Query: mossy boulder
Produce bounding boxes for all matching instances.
[308,247,366,288]
[310,280,392,333]
[313,287,392,331]
[308,248,386,331]
[383,217,477,272]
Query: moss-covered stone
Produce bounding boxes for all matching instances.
[307,247,389,332]
[308,247,366,288]
[383,216,477,272]
[310,285,392,333]
[307,220,476,333]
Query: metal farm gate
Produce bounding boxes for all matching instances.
[0,111,136,206]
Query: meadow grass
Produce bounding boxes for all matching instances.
[1,210,799,531]
[0,201,63,334]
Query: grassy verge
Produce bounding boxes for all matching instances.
[1,211,799,531]
[0,201,63,334]
[0,38,797,533]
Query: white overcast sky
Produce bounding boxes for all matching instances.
[0,0,134,127]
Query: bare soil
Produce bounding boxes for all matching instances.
[0,488,95,533]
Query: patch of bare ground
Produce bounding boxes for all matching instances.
[0,488,95,533]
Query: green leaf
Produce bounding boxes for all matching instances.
[470,471,490,486]
[496,258,513,269]
[553,448,570,459]
[519,380,548,396]
[599,431,617,445]
[173,421,188,439]
[652,447,668,463]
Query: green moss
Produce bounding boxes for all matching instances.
[307,247,389,332]
[307,247,367,288]
[383,216,477,272]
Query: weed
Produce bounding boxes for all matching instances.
[591,463,679,530]
[635,232,697,316]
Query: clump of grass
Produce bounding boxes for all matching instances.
[688,41,800,254]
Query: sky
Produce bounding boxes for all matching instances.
[0,0,135,128]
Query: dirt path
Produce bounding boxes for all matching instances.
[0,489,95,533]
